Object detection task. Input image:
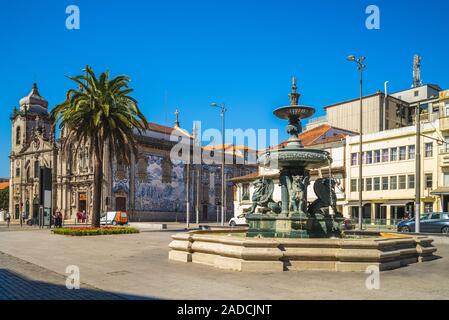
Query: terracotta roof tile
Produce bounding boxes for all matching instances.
[0,182,9,190]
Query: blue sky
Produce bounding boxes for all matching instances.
[0,0,448,177]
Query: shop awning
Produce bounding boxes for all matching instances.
[430,187,449,195]
[380,200,414,207]
[345,201,371,207]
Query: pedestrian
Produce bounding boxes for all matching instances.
[21,211,26,227]
[76,210,82,224]
[58,211,63,227]
[5,212,11,228]
[82,210,86,223]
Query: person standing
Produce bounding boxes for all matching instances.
[21,211,26,227]
[5,212,11,228]
[76,210,81,224]
[58,211,63,228]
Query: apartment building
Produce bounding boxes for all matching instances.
[345,119,442,224]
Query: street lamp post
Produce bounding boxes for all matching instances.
[211,102,226,226]
[347,55,366,231]
[415,102,421,233]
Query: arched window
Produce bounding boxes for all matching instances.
[16,127,21,145]
[34,160,40,178]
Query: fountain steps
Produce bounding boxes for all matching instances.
[168,230,438,272]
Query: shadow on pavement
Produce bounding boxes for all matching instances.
[0,269,155,300]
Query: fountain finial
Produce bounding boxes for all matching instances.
[289,76,300,106]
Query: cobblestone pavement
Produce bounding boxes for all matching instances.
[0,228,448,299]
[0,252,128,300]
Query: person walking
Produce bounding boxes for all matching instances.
[5,212,11,228]
[58,211,63,228]
[21,211,26,227]
[76,210,82,224]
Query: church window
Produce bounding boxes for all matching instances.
[162,157,172,183]
[34,161,40,178]
[16,127,21,145]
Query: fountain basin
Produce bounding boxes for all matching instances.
[258,148,330,169]
[168,229,438,272]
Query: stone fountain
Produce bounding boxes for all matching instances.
[246,77,343,238]
[168,77,438,272]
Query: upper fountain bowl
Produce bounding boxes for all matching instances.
[273,105,315,121]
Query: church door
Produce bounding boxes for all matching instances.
[115,197,127,212]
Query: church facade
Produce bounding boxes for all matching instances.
[9,84,257,223]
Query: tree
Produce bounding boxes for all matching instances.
[0,188,9,211]
[51,66,148,227]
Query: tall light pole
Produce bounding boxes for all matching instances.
[415,102,421,233]
[347,55,366,230]
[211,102,226,226]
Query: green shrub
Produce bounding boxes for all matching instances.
[52,226,139,236]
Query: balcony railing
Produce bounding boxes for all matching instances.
[440,116,449,131]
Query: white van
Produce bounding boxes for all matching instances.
[100,211,128,225]
[229,213,248,227]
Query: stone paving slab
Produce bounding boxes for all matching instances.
[0,229,448,299]
[0,252,127,300]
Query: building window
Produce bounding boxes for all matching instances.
[15,167,20,177]
[162,158,173,183]
[414,90,419,97]
[366,151,373,164]
[374,150,381,163]
[390,176,397,190]
[443,173,449,187]
[350,179,357,192]
[351,153,358,166]
[373,177,380,191]
[390,147,397,161]
[425,173,433,189]
[34,161,40,178]
[382,177,389,190]
[399,175,406,189]
[362,152,366,164]
[424,202,433,213]
[425,143,433,157]
[408,145,415,160]
[408,174,415,189]
[16,127,21,145]
[382,149,389,162]
[444,137,449,153]
[242,183,250,201]
[366,178,373,191]
[399,146,407,161]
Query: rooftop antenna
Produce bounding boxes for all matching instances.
[412,54,422,88]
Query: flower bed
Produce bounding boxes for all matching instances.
[52,226,139,236]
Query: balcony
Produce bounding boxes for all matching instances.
[440,116,449,131]
[440,148,449,167]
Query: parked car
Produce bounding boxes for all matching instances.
[100,211,128,226]
[229,213,248,227]
[341,218,355,230]
[397,212,449,234]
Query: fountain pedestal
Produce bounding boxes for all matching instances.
[246,77,343,238]
[246,214,342,238]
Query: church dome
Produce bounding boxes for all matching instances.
[19,83,49,115]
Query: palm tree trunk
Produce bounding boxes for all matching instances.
[92,152,103,227]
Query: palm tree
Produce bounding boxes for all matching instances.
[51,66,148,227]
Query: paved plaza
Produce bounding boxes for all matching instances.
[0,223,448,300]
